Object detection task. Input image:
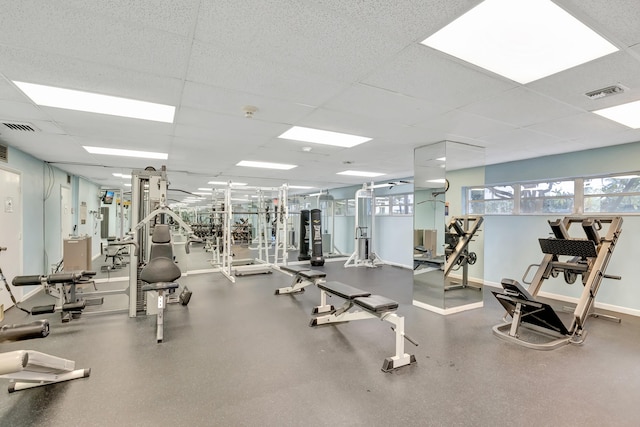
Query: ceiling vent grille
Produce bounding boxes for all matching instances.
[585,85,625,100]
[2,121,38,132]
[0,144,7,162]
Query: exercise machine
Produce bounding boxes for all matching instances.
[11,271,98,323]
[274,265,326,295]
[344,183,384,268]
[443,216,483,291]
[492,216,622,350]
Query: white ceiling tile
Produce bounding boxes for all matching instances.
[460,87,582,127]
[180,82,315,124]
[414,109,517,138]
[527,112,629,140]
[0,100,51,121]
[0,3,191,78]
[362,44,517,107]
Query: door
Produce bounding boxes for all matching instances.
[0,166,22,310]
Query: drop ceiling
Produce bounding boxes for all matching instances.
[1,0,640,198]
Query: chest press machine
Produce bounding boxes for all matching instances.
[492,216,622,350]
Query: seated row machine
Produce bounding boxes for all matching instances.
[492,216,623,350]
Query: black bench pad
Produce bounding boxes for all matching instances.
[47,272,82,284]
[142,282,180,292]
[354,295,398,313]
[318,281,371,300]
[298,269,326,279]
[281,265,310,274]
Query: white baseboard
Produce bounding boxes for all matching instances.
[21,284,43,302]
[413,299,483,315]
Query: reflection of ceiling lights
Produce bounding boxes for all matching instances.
[337,170,385,177]
[289,185,314,189]
[237,160,297,170]
[593,99,640,128]
[113,173,132,178]
[427,179,446,183]
[14,81,175,122]
[436,157,446,161]
[279,126,371,148]
[207,181,247,186]
[421,0,618,84]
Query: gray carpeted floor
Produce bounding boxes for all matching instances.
[1,259,639,426]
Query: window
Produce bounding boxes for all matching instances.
[334,199,347,216]
[466,172,640,215]
[468,185,515,215]
[391,194,413,215]
[375,196,390,215]
[520,180,574,214]
[584,174,640,213]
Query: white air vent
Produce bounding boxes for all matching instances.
[0,144,7,162]
[2,121,39,132]
[585,85,625,100]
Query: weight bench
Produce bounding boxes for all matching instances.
[275,265,326,295]
[310,281,417,372]
[0,350,90,392]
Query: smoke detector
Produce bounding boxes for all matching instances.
[243,105,258,118]
[585,85,626,100]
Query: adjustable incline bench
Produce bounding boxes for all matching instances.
[310,281,417,372]
[275,265,326,295]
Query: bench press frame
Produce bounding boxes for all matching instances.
[310,281,417,372]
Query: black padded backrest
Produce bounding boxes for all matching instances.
[152,225,171,244]
[150,244,173,260]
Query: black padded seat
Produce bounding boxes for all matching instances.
[140,257,181,284]
[280,265,310,274]
[354,295,399,313]
[298,270,326,279]
[12,275,42,287]
[141,282,180,292]
[318,281,371,300]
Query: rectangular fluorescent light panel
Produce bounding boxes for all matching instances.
[278,126,371,148]
[84,146,168,160]
[427,179,447,184]
[207,181,248,186]
[436,157,446,162]
[420,0,618,84]
[112,173,132,179]
[237,160,297,170]
[337,170,385,178]
[13,81,175,123]
[289,185,315,189]
[593,99,640,128]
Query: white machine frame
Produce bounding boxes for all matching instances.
[344,183,384,268]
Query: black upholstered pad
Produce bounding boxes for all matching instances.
[538,238,597,258]
[280,265,310,274]
[142,282,180,292]
[318,281,370,299]
[47,272,81,283]
[354,295,398,313]
[298,269,326,279]
[12,275,43,286]
[152,224,172,244]
[140,257,181,283]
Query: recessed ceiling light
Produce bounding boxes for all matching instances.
[337,170,385,177]
[207,181,248,186]
[84,146,168,160]
[420,0,618,84]
[593,99,640,128]
[289,185,315,189]
[13,81,175,123]
[237,160,297,170]
[436,157,446,162]
[124,183,132,187]
[278,126,371,148]
[112,173,132,179]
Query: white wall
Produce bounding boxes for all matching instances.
[77,178,102,258]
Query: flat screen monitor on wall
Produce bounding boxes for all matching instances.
[102,190,114,204]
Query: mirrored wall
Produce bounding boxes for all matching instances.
[413,141,485,314]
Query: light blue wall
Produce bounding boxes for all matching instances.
[77,177,103,258]
[484,140,640,312]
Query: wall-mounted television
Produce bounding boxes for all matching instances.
[102,190,114,205]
